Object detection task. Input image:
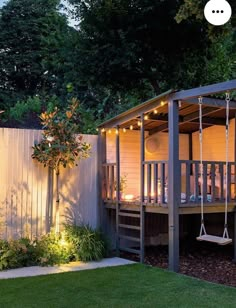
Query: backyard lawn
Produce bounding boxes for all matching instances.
[0,264,235,307]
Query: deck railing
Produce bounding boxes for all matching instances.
[103,160,236,206]
[103,163,116,201]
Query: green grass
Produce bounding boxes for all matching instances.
[0,264,235,307]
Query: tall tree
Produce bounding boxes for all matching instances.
[68,0,235,95]
[0,0,74,109]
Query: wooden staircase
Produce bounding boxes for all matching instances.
[117,208,144,260]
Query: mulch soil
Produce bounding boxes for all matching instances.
[121,242,236,287]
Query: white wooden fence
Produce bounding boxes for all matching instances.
[0,128,98,240]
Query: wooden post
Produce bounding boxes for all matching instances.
[168,100,180,272]
[115,126,120,255]
[234,208,236,262]
[234,113,236,262]
[97,131,107,231]
[140,113,145,263]
[234,113,236,201]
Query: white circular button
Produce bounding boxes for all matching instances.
[204,0,232,26]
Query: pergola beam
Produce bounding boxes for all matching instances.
[183,97,236,109]
[183,107,219,122]
[171,79,236,101]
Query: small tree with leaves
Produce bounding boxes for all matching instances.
[32,99,91,232]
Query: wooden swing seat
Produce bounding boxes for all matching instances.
[196,234,232,245]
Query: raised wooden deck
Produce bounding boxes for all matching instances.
[104,199,236,215]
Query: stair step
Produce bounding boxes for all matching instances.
[118,224,140,230]
[119,235,140,242]
[119,212,140,218]
[119,246,141,255]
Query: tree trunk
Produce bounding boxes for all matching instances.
[150,79,160,95]
[55,169,60,233]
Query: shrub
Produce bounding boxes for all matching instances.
[0,238,37,270]
[64,224,108,262]
[0,225,109,270]
[35,231,72,266]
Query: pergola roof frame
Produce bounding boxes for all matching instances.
[98,79,236,129]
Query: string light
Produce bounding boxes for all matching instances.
[123,128,127,133]
[154,109,158,114]
[137,120,141,126]
[144,115,148,120]
[108,129,112,134]
[101,128,105,133]
[130,125,133,130]
[161,101,165,106]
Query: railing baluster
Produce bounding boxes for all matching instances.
[186,161,190,203]
[203,162,208,203]
[147,164,152,203]
[110,165,115,201]
[211,162,215,202]
[194,162,199,203]
[160,163,165,204]
[219,163,224,202]
[227,162,231,202]
[154,163,158,204]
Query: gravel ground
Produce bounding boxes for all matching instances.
[121,242,236,287]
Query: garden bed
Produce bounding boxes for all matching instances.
[121,242,236,287]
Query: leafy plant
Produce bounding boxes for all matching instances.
[114,174,127,193]
[64,224,108,262]
[0,238,37,270]
[36,231,72,266]
[32,99,91,231]
[9,96,42,123]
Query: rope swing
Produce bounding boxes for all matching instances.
[196,93,232,245]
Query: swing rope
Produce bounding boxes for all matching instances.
[223,92,230,239]
[198,93,231,240]
[198,96,207,237]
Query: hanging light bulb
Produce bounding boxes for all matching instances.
[123,128,127,133]
[138,120,141,126]
[130,125,133,130]
[144,115,148,120]
[116,129,119,134]
[101,128,105,133]
[108,129,112,134]
[96,128,99,132]
[161,101,165,106]
[154,109,158,114]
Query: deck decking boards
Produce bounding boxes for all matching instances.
[104,200,236,215]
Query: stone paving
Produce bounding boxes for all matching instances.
[0,257,135,279]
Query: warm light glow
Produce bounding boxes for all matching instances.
[96,128,99,132]
[130,125,133,130]
[108,129,112,134]
[124,194,134,201]
[154,109,158,114]
[123,128,127,133]
[116,129,119,134]
[59,231,68,247]
[144,115,148,120]
[138,121,141,126]
[161,101,165,106]
[101,128,105,133]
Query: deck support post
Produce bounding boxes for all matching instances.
[140,113,145,263]
[168,100,180,272]
[234,209,236,262]
[115,126,120,256]
[98,132,107,232]
[234,113,236,262]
